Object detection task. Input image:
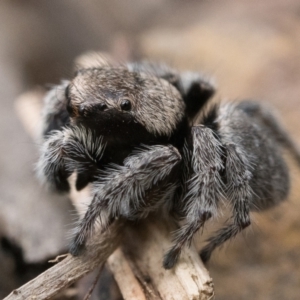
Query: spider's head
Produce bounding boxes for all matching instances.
[66,66,186,141]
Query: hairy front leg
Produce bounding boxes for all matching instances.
[69,145,181,256]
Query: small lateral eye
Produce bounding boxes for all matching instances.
[78,104,85,115]
[120,99,131,111]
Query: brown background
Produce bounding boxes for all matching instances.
[0,0,299,299]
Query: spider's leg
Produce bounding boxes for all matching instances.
[163,125,224,269]
[237,100,300,166]
[69,145,181,256]
[68,191,108,256]
[200,143,252,263]
[41,81,70,138]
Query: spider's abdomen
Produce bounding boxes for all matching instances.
[218,102,290,210]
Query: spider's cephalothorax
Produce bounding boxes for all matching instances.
[37,54,300,269]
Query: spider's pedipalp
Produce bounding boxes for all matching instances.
[69,145,181,256]
[163,125,224,269]
[36,126,106,193]
[63,126,106,190]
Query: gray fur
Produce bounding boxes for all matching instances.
[37,126,105,192]
[127,60,216,120]
[69,67,185,136]
[36,57,297,269]
[199,102,290,263]
[69,145,181,255]
[163,126,225,268]
[36,130,68,191]
[165,102,292,268]
[41,80,70,137]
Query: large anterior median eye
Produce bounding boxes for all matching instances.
[120,99,131,111]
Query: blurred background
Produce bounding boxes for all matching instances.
[0,0,300,299]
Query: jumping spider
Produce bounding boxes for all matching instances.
[37,54,300,269]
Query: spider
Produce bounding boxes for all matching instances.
[37,54,300,269]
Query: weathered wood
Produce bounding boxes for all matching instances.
[107,249,147,300]
[122,218,214,300]
[3,220,123,300]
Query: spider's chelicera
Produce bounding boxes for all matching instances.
[37,56,299,269]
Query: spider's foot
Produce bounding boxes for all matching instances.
[163,247,181,269]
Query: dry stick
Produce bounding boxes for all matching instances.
[121,218,214,300]
[4,221,123,300]
[6,91,214,300]
[107,248,147,300]
[83,265,104,300]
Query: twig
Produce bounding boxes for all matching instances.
[48,254,68,264]
[107,248,147,300]
[83,265,104,300]
[3,220,123,300]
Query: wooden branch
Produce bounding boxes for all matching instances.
[107,249,147,300]
[121,218,214,300]
[7,90,214,300]
[4,221,123,300]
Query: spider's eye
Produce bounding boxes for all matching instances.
[120,99,131,111]
[78,104,85,115]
